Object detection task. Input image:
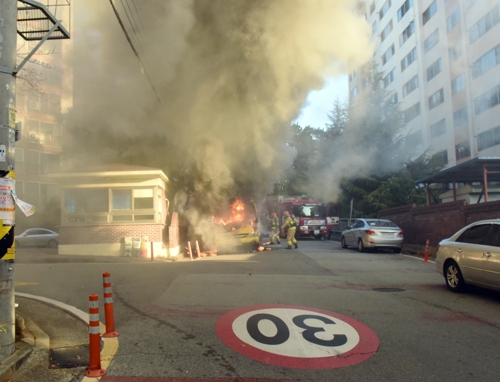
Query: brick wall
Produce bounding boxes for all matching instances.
[378,200,500,246]
[60,224,165,245]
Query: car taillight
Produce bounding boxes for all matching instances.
[365,230,376,235]
[398,231,404,237]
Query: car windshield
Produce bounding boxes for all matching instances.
[292,205,326,217]
[366,220,397,228]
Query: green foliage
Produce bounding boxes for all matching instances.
[277,65,442,216]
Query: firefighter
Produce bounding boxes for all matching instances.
[268,212,280,245]
[281,210,298,249]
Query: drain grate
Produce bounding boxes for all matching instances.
[372,287,405,292]
[49,344,89,369]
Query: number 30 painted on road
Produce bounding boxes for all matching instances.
[216,305,379,369]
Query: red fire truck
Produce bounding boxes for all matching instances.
[266,197,340,239]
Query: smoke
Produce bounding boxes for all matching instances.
[65,0,373,244]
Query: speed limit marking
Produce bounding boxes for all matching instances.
[216,305,379,369]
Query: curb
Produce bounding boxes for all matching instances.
[0,298,52,382]
[0,341,32,382]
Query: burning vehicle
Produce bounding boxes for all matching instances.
[211,199,261,253]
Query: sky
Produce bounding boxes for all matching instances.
[294,75,349,129]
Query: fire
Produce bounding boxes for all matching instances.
[212,199,252,226]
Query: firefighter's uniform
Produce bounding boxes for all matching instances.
[268,214,280,244]
[282,215,298,249]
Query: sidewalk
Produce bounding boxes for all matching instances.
[0,295,89,382]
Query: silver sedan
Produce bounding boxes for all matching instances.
[435,219,500,293]
[341,218,404,253]
[15,228,59,248]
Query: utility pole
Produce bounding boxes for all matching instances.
[0,0,70,361]
[0,0,19,362]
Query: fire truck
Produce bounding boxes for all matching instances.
[266,197,340,239]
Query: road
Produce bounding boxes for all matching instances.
[13,241,500,381]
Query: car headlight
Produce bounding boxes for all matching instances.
[300,226,308,230]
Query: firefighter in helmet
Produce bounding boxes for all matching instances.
[281,210,298,249]
[268,212,280,245]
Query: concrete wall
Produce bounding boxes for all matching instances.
[379,200,500,246]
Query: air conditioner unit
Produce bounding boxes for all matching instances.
[28,133,40,143]
[29,101,40,110]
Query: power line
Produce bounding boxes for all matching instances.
[109,0,162,105]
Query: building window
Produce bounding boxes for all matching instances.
[382,44,395,65]
[451,74,466,95]
[422,0,437,25]
[427,58,442,81]
[429,88,444,109]
[40,183,58,207]
[351,87,358,98]
[390,92,398,103]
[472,44,500,79]
[407,130,423,146]
[40,153,61,174]
[15,148,24,174]
[424,29,440,53]
[432,150,448,166]
[40,122,62,147]
[399,21,415,46]
[26,150,39,174]
[364,77,370,87]
[455,141,471,160]
[447,8,461,32]
[370,1,375,14]
[474,85,500,115]
[430,119,446,138]
[384,68,397,88]
[381,20,393,42]
[467,0,477,9]
[403,75,419,97]
[379,0,391,20]
[478,125,500,151]
[453,105,468,127]
[448,42,462,62]
[469,5,500,44]
[401,47,417,71]
[398,0,413,21]
[26,182,40,207]
[372,20,378,34]
[404,102,420,123]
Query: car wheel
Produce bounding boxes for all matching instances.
[48,239,58,249]
[358,239,364,252]
[444,261,466,293]
[393,248,401,254]
[341,236,348,249]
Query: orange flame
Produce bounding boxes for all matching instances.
[212,199,250,226]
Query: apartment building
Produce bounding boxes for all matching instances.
[15,36,73,219]
[349,0,500,168]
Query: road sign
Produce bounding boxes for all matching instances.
[216,304,379,369]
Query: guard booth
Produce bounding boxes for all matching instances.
[50,164,170,257]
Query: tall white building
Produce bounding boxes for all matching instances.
[349,0,500,168]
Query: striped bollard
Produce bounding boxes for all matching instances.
[102,272,119,338]
[84,294,106,378]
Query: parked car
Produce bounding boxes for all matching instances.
[435,219,500,293]
[15,228,59,248]
[341,218,404,253]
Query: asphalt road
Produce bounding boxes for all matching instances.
[13,241,500,381]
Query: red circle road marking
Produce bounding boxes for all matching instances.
[216,304,379,369]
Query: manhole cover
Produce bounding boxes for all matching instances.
[49,344,89,369]
[372,287,405,292]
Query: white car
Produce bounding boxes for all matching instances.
[15,228,59,248]
[341,218,404,253]
[435,219,500,292]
